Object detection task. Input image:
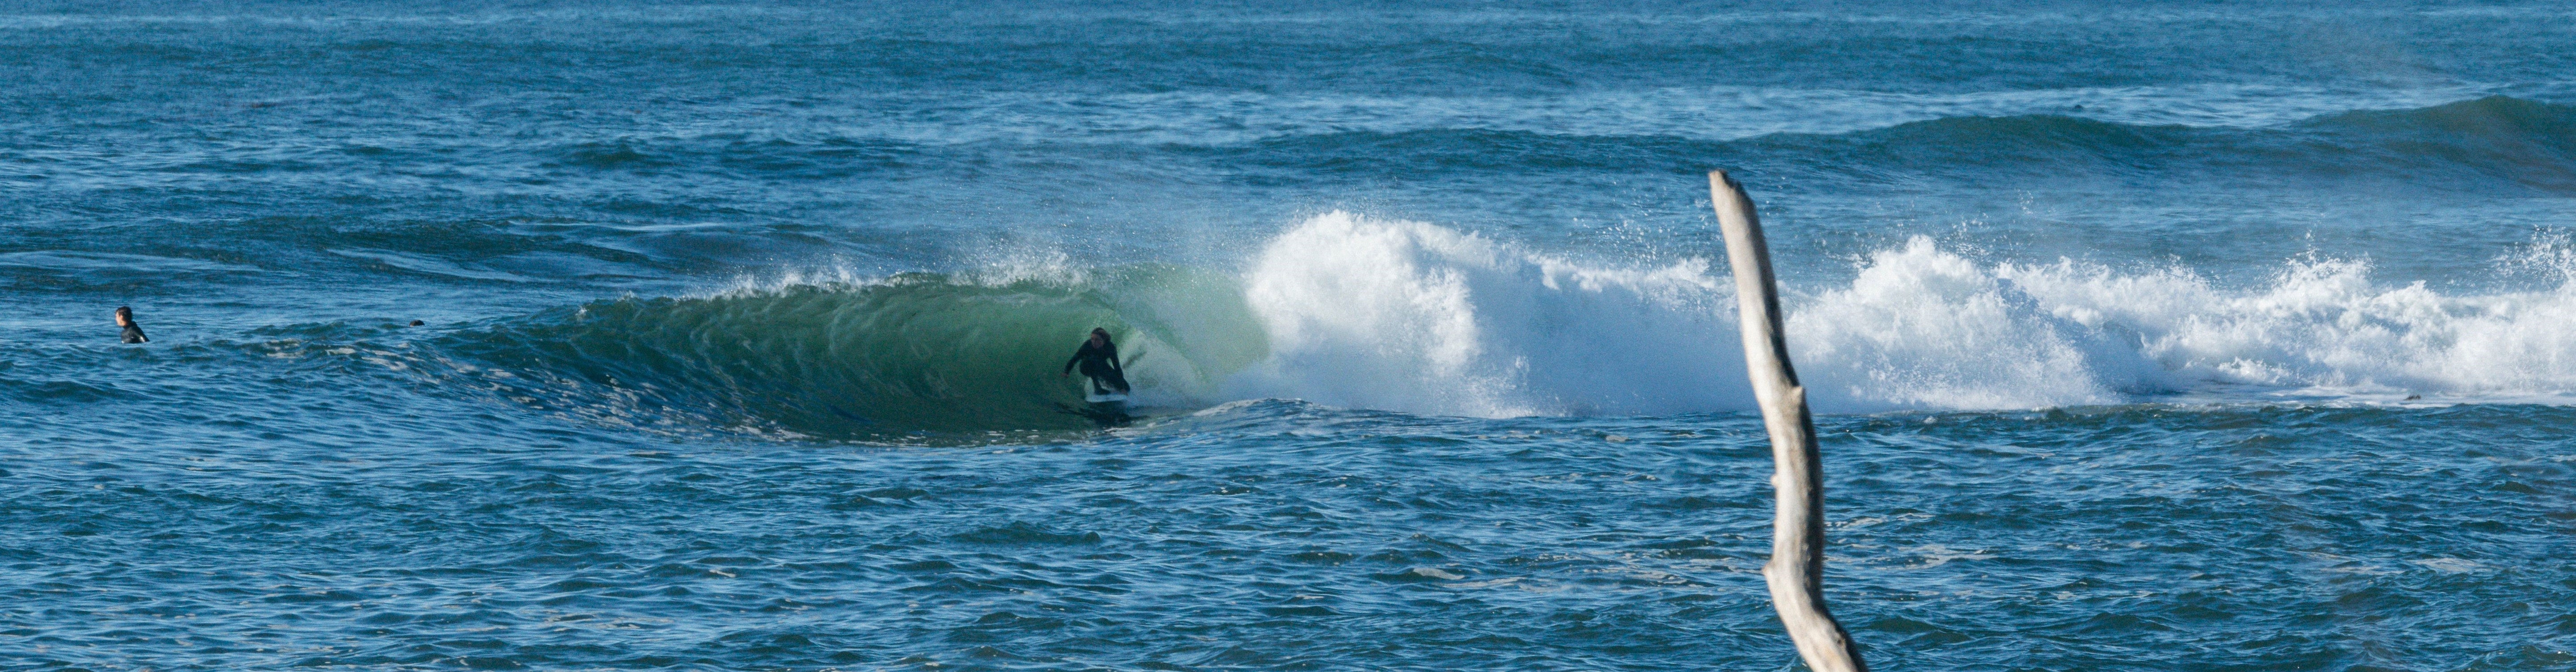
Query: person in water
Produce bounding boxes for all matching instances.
[1060,328,1131,396]
[115,306,148,344]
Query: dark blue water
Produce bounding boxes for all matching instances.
[4,2,2574,669]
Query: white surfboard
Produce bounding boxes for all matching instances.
[1084,392,1129,403]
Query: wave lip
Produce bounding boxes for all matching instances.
[436,266,1262,439]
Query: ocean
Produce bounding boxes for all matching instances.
[3,1,2572,669]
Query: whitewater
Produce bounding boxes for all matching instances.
[4,2,2572,670]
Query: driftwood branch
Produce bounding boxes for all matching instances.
[1709,170,1868,672]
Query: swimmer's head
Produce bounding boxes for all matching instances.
[114,306,134,326]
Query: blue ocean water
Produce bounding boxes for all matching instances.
[4,1,2574,669]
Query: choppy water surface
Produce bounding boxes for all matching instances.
[4,1,2574,669]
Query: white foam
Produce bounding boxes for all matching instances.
[1797,234,2576,407]
[1235,211,1745,417]
[1227,215,2576,416]
[1789,237,2130,411]
[2003,241,2576,400]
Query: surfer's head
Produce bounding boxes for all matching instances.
[114,306,134,326]
[1089,328,1111,345]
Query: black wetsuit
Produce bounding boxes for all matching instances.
[121,322,148,344]
[1063,340,1129,395]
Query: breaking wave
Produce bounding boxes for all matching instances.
[429,212,2576,437]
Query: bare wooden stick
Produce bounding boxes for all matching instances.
[1709,170,1868,672]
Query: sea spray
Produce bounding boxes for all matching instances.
[1789,237,2129,411]
[1234,211,1746,418]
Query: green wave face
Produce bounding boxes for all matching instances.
[446,266,1268,440]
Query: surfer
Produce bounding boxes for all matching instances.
[114,306,148,344]
[1060,328,1131,397]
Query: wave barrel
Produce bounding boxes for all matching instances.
[1710,170,1870,672]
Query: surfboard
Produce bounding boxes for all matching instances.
[1084,392,1128,403]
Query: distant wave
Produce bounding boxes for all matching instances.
[420,210,2576,437]
[51,94,2567,200]
[1212,96,2576,190]
[540,136,919,179]
[1814,95,2576,187]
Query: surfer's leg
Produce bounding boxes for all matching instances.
[1080,361,1125,395]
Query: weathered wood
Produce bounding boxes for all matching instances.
[1709,170,1868,672]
